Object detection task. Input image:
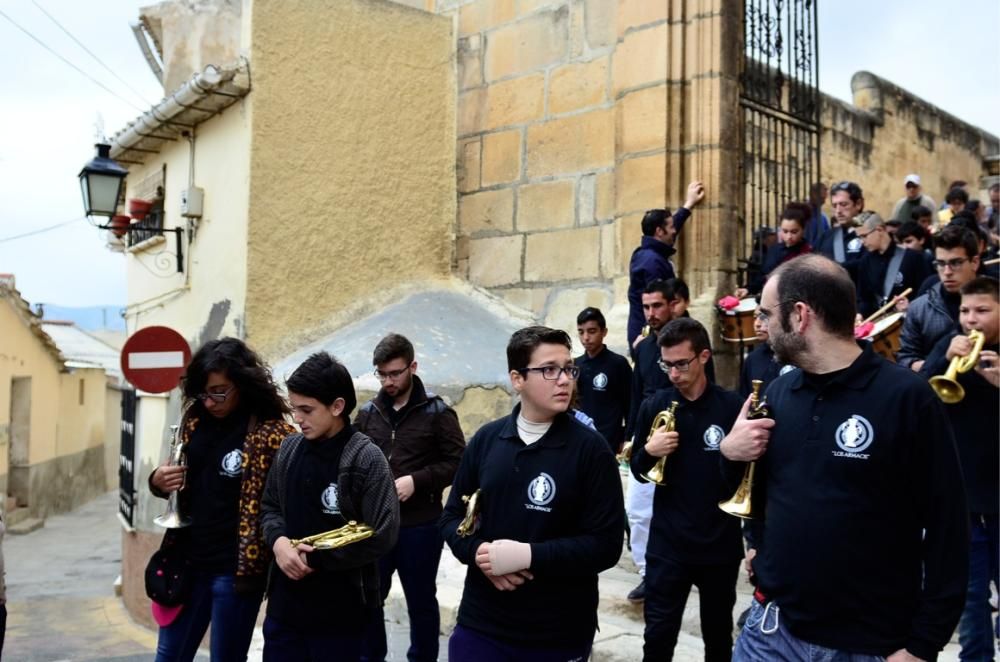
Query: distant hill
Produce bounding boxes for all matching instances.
[40,305,126,332]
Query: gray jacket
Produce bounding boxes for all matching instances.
[897,283,957,368]
[260,430,399,603]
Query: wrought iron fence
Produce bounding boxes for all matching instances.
[739,0,820,282]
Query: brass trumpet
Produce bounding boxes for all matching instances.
[615,441,633,464]
[290,521,374,550]
[641,402,679,485]
[456,489,481,538]
[154,424,192,529]
[719,379,770,519]
[929,329,985,404]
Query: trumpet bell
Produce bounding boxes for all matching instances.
[718,463,756,519]
[929,375,965,404]
[640,461,666,485]
[154,509,192,529]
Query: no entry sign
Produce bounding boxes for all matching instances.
[120,326,192,393]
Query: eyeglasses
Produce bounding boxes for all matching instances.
[374,367,410,382]
[658,356,698,373]
[519,365,580,380]
[197,385,235,403]
[755,299,798,324]
[932,258,969,271]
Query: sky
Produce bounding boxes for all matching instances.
[0,0,998,309]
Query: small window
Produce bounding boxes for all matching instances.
[79,378,85,405]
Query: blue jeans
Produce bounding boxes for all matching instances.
[733,599,886,662]
[362,522,442,662]
[262,615,364,661]
[958,512,999,662]
[155,572,262,662]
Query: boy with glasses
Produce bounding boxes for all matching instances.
[854,212,932,318]
[356,333,466,662]
[898,226,981,372]
[631,318,743,661]
[440,326,624,661]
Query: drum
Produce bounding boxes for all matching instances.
[718,298,758,343]
[863,312,904,362]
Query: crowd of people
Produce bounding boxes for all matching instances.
[144,175,998,662]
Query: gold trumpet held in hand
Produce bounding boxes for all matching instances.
[616,441,634,464]
[930,329,985,404]
[719,379,770,519]
[290,521,374,550]
[641,402,679,485]
[456,489,482,537]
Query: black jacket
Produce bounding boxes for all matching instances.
[355,375,466,527]
[723,345,968,659]
[630,384,743,565]
[816,225,864,279]
[739,343,791,398]
[855,242,932,317]
[439,406,624,648]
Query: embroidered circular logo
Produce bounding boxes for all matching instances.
[848,237,863,252]
[779,364,796,376]
[894,271,904,285]
[592,372,608,390]
[321,483,340,514]
[220,449,244,477]
[703,425,724,448]
[835,415,874,453]
[527,473,556,506]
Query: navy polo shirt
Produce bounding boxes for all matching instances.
[631,383,743,565]
[725,344,968,659]
[440,406,624,648]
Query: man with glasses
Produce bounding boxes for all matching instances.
[630,318,743,661]
[721,254,967,662]
[890,174,936,223]
[854,212,932,318]
[816,181,866,280]
[898,226,981,372]
[627,181,707,353]
[440,326,624,661]
[356,333,466,662]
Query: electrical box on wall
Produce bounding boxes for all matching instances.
[180,187,204,218]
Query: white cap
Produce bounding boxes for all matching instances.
[904,174,921,186]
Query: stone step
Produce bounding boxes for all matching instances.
[7,516,44,535]
[5,506,33,527]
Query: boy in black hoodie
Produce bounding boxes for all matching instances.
[260,352,399,660]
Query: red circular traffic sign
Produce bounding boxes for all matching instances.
[120,326,192,393]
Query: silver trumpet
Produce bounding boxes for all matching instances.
[154,424,192,529]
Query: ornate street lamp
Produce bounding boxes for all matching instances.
[78,143,127,217]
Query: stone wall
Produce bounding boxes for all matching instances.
[444,0,741,351]
[820,72,998,216]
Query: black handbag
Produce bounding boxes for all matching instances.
[144,546,193,607]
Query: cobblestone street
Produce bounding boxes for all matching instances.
[4,491,965,660]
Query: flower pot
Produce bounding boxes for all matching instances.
[129,198,153,220]
[110,214,131,238]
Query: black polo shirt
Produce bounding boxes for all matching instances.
[627,333,715,439]
[921,334,999,515]
[630,384,743,565]
[575,345,632,451]
[724,344,967,659]
[439,406,624,648]
[738,343,793,398]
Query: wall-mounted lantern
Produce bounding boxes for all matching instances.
[78,143,128,217]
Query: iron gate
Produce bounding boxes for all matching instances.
[119,389,137,526]
[739,0,821,279]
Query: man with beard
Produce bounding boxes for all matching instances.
[816,181,866,280]
[357,334,466,662]
[720,254,967,661]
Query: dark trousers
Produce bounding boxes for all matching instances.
[361,522,443,662]
[957,512,999,661]
[643,553,740,662]
[448,624,593,662]
[263,615,364,662]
